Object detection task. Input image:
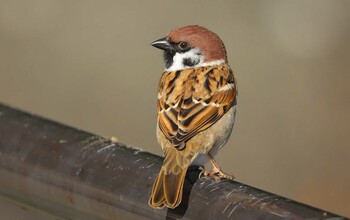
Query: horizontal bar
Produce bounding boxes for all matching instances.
[0,103,346,220]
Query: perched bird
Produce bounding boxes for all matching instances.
[149,25,238,209]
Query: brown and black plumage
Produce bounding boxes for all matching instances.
[149,25,238,209]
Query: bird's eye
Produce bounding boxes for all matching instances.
[178,41,189,50]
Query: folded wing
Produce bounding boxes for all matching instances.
[157,64,237,150]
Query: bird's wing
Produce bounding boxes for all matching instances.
[157,64,237,150]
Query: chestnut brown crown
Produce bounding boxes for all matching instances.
[152,25,228,70]
[167,25,227,62]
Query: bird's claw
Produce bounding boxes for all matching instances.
[201,168,235,181]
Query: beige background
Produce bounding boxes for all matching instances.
[0,0,349,217]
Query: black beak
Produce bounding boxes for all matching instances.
[151,37,174,51]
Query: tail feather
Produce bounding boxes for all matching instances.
[163,169,187,207]
[149,145,193,209]
[149,167,187,209]
[149,170,166,208]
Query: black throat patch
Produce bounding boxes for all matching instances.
[163,51,175,69]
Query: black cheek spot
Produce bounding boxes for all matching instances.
[183,58,199,67]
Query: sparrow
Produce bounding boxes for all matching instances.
[149,25,237,209]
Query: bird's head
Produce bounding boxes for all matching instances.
[151,25,227,71]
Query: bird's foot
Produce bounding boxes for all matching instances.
[202,167,235,181]
[203,152,235,180]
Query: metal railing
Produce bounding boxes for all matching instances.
[0,104,346,220]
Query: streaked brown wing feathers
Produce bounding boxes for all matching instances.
[157,64,237,150]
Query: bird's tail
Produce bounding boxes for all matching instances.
[149,147,192,209]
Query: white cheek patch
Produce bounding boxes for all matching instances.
[166,48,205,72]
[165,48,226,71]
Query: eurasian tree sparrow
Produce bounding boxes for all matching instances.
[149,25,238,209]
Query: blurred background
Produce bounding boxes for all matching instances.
[0,0,349,217]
